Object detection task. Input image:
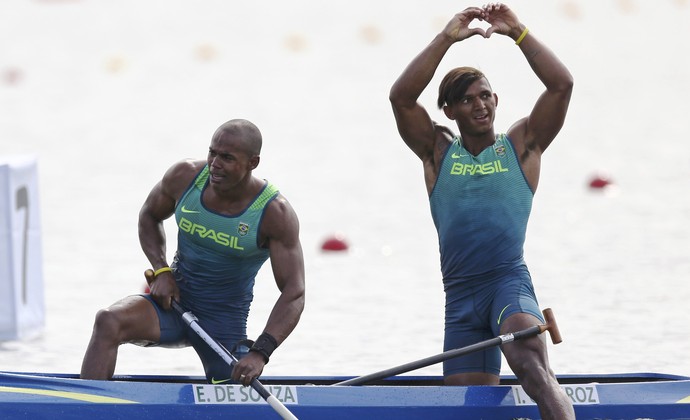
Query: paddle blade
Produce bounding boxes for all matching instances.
[542,308,562,344]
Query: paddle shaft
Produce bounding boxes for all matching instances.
[336,308,561,386]
[145,267,294,416]
[169,298,298,420]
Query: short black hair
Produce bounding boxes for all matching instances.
[437,67,487,109]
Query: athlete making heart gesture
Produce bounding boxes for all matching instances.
[390,4,574,419]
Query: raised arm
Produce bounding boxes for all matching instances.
[483,4,573,154]
[389,7,487,161]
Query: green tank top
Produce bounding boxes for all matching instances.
[429,134,533,282]
[171,165,279,341]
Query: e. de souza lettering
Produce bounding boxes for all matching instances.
[194,384,298,404]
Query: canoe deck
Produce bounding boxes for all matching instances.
[2,371,689,419]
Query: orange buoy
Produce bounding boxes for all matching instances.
[321,234,349,252]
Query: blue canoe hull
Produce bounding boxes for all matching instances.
[1,371,690,419]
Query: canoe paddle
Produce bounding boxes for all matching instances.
[335,307,562,386]
[144,269,299,420]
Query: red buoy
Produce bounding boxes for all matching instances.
[321,234,349,252]
[588,174,612,189]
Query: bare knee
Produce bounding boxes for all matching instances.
[91,308,127,344]
[90,296,158,343]
[509,349,549,377]
[509,355,562,406]
[518,363,553,392]
[504,343,556,392]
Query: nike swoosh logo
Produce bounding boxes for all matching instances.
[181,205,200,214]
[497,304,512,325]
[211,377,233,384]
[451,153,468,158]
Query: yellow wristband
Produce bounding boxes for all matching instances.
[515,27,529,45]
[153,266,172,277]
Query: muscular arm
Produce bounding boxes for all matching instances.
[508,30,573,154]
[389,7,486,191]
[232,195,305,384]
[483,5,573,163]
[138,159,201,309]
[260,196,305,345]
[389,31,454,161]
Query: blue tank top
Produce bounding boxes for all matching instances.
[172,165,279,342]
[429,134,533,284]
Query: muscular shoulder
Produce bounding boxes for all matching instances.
[264,194,298,229]
[260,194,300,246]
[160,159,206,200]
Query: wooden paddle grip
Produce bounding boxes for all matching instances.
[541,308,563,344]
[144,269,155,285]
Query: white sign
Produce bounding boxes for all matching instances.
[512,384,600,405]
[0,156,45,340]
[193,384,298,405]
